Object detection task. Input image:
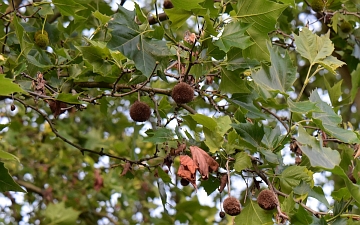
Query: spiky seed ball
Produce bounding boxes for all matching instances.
[35,30,48,39]
[340,21,352,33]
[223,197,241,216]
[219,211,225,218]
[35,33,49,48]
[171,83,194,104]
[163,0,174,9]
[180,178,189,186]
[257,189,277,210]
[129,101,151,122]
[311,0,325,12]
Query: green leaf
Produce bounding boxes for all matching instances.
[76,45,115,76]
[309,90,342,125]
[0,150,19,162]
[213,116,232,136]
[164,8,192,29]
[252,43,296,94]
[292,205,313,224]
[171,0,204,11]
[143,128,175,143]
[214,22,253,52]
[203,127,223,153]
[0,162,26,192]
[309,91,359,143]
[225,48,259,71]
[231,123,264,149]
[281,192,296,216]
[44,202,80,225]
[190,114,217,130]
[296,125,341,169]
[233,0,288,61]
[157,168,172,184]
[287,98,321,114]
[309,186,330,208]
[319,55,345,74]
[107,7,171,76]
[92,10,111,25]
[331,187,351,201]
[331,166,360,204]
[220,67,250,94]
[230,93,268,119]
[201,175,220,195]
[224,130,242,154]
[234,200,273,225]
[351,64,360,102]
[259,148,279,164]
[261,126,282,150]
[234,152,252,172]
[294,27,335,65]
[279,166,313,192]
[52,0,86,22]
[56,93,81,104]
[0,74,25,96]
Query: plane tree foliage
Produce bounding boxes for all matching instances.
[1,0,360,224]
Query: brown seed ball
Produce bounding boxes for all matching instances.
[257,189,277,210]
[163,0,174,9]
[223,197,241,216]
[219,211,225,218]
[180,178,189,186]
[129,101,151,122]
[10,104,15,111]
[171,83,194,104]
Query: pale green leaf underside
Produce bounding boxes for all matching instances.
[296,125,341,169]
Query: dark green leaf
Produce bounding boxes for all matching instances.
[231,123,264,149]
[107,7,171,76]
[201,175,220,195]
[220,67,250,94]
[0,162,26,192]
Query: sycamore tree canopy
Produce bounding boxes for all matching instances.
[1,0,360,224]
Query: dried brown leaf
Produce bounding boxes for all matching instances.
[94,169,103,191]
[121,162,131,176]
[48,100,67,118]
[354,144,360,159]
[184,30,196,44]
[34,72,46,96]
[177,155,197,188]
[218,173,228,193]
[190,146,219,180]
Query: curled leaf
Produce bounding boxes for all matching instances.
[190,146,219,180]
[177,155,197,188]
[218,173,228,193]
[121,162,131,176]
